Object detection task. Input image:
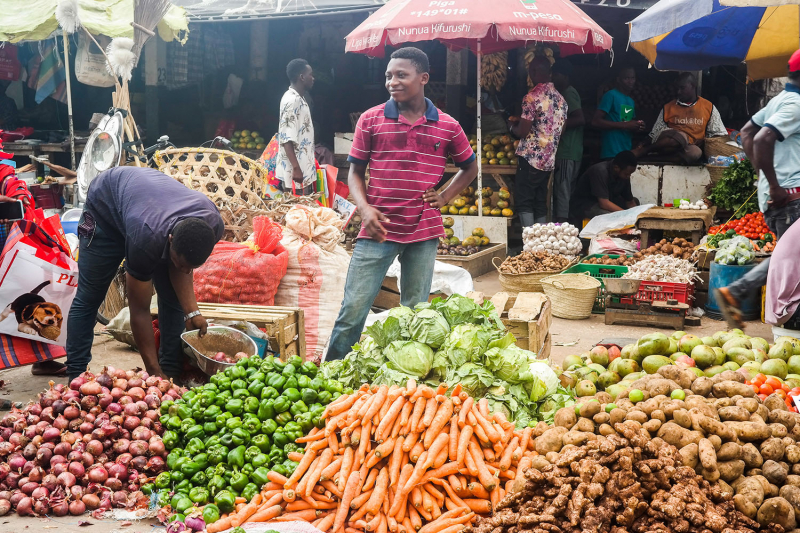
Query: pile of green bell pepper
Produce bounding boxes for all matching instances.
[159,355,352,524]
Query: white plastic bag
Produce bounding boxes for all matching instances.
[386,259,474,297]
[588,236,639,256]
[579,204,655,239]
[74,33,116,87]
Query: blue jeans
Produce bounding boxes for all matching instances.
[65,214,186,380]
[728,199,800,302]
[326,238,438,360]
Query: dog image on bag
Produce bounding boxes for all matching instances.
[0,281,63,340]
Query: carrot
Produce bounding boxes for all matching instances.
[424,399,454,449]
[458,397,473,428]
[246,504,283,524]
[499,437,518,471]
[372,437,396,461]
[261,482,283,492]
[406,378,417,397]
[408,505,423,531]
[456,425,473,465]
[325,393,359,418]
[468,482,490,499]
[408,397,426,433]
[366,511,383,531]
[423,433,449,469]
[306,449,333,497]
[365,468,389,515]
[490,486,501,510]
[234,497,247,505]
[420,462,461,485]
[472,409,500,443]
[267,471,289,485]
[432,444,449,469]
[206,516,234,532]
[285,449,317,488]
[438,525,468,533]
[285,500,314,512]
[447,475,463,493]
[399,400,413,430]
[296,457,320,496]
[388,464,414,516]
[351,487,373,508]
[282,487,297,502]
[231,494,262,527]
[320,480,343,499]
[421,397,439,429]
[338,445,355,490]
[518,427,532,458]
[411,486,423,508]
[468,444,495,490]
[478,398,490,418]
[296,427,324,443]
[388,515,399,533]
[482,447,496,462]
[417,505,433,522]
[403,431,419,453]
[410,441,425,463]
[315,511,336,532]
[260,491,285,510]
[389,438,405,487]
[365,386,389,422]
[355,419,372,466]
[470,417,489,445]
[347,395,369,425]
[441,480,469,510]
[430,501,442,520]
[421,489,435,513]
[363,467,379,491]
[350,425,362,447]
[358,392,377,420]
[417,509,474,533]
[424,483,445,505]
[321,457,343,481]
[377,396,406,441]
[448,416,459,461]
[288,451,305,462]
[273,509,320,521]
[462,498,491,514]
[333,470,362,532]
[450,384,462,398]
[402,516,414,533]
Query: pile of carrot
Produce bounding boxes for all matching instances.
[212,381,540,533]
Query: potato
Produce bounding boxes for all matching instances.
[771,423,789,438]
[793,464,800,475]
[701,466,721,482]
[748,468,764,477]
[787,445,800,464]
[737,397,760,414]
[693,412,736,441]
[553,407,576,429]
[691,376,713,397]
[679,443,699,468]
[762,438,787,462]
[643,419,662,434]
[719,459,745,482]
[657,421,703,448]
[646,378,679,398]
[625,410,649,425]
[714,397,734,409]
[699,438,717,471]
[598,423,615,436]
[771,409,799,431]
[530,455,550,470]
[743,443,765,469]
[574,417,595,433]
[535,426,568,455]
[719,406,752,422]
[579,401,601,419]
[595,392,612,404]
[728,421,772,442]
[718,479,734,500]
[562,430,594,447]
[650,409,666,423]
[717,442,743,461]
[734,494,759,519]
[708,434,723,451]
[787,475,800,487]
[736,476,766,508]
[757,497,797,529]
[534,421,549,438]
[757,403,771,422]
[713,380,756,398]
[672,408,692,429]
[782,485,800,518]
[785,437,797,449]
[764,459,789,486]
[608,408,626,425]
[592,412,611,425]
[712,370,746,384]
[751,413,767,424]
[657,365,695,389]
[686,396,717,418]
[765,394,789,412]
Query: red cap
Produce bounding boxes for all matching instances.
[790,49,800,73]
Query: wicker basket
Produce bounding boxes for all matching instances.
[540,273,601,320]
[705,136,741,158]
[492,257,570,294]
[155,147,269,209]
[707,165,727,185]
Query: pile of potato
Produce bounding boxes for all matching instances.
[490,366,800,532]
[497,251,571,274]
[582,255,635,266]
[635,237,696,262]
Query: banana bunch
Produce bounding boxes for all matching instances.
[525,45,555,87]
[480,52,508,93]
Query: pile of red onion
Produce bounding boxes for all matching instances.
[0,367,184,517]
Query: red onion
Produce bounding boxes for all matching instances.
[118,396,133,406]
[131,455,147,472]
[40,384,60,407]
[115,453,132,466]
[98,496,111,511]
[112,379,128,392]
[129,440,148,457]
[70,484,84,500]
[100,423,117,438]
[83,412,95,424]
[166,389,181,400]
[67,450,83,462]
[68,418,83,431]
[20,481,38,495]
[79,380,102,396]
[112,439,130,454]
[0,463,9,481]
[80,452,94,467]
[95,452,108,465]
[95,372,113,390]
[135,400,149,413]
[40,407,55,423]
[123,416,140,431]
[0,441,14,455]
[97,393,113,409]
[80,395,98,410]
[144,376,158,388]
[50,499,68,516]
[112,491,128,507]
[105,477,123,491]
[128,387,145,402]
[63,405,80,420]
[42,473,57,492]
[43,427,61,442]
[51,462,67,476]
[22,443,37,460]
[69,499,86,515]
[139,417,153,429]
[87,465,107,484]
[107,463,128,481]
[8,453,25,470]
[68,461,85,478]
[5,472,20,490]
[147,456,165,473]
[118,428,131,440]
[0,427,12,440]
[131,427,151,442]
[57,471,76,487]
[61,431,78,445]
[26,414,40,425]
[146,386,161,398]
[22,462,35,476]
[144,407,159,421]
[77,421,92,435]
[0,499,10,517]
[13,419,26,434]
[156,379,171,394]
[27,403,43,416]
[89,406,102,417]
[111,415,124,426]
[49,453,66,466]
[9,491,25,507]
[52,399,67,415]
[82,493,100,510]
[23,426,37,440]
[128,376,143,389]
[31,486,49,500]
[123,403,140,417]
[17,496,33,516]
[185,516,206,532]
[28,466,44,482]
[62,389,80,402]
[53,442,71,456]
[91,428,105,441]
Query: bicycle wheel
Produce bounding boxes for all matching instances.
[96,267,127,325]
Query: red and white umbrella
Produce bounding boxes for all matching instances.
[346,0,611,217]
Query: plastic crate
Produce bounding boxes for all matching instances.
[619,280,695,306]
[563,263,629,313]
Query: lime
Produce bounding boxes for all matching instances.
[574,403,582,416]
[604,403,618,413]
[670,389,686,400]
[629,389,644,403]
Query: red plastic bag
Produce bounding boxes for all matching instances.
[193,217,288,306]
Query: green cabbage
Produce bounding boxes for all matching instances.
[445,363,494,397]
[321,337,386,390]
[483,345,534,384]
[388,306,415,338]
[373,362,417,387]
[528,361,559,397]
[383,340,434,377]
[433,324,493,376]
[365,316,403,348]
[426,294,504,329]
[408,309,450,349]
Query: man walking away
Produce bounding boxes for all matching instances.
[326,47,477,361]
[593,67,646,160]
[509,57,568,227]
[634,72,727,164]
[552,59,584,223]
[715,49,800,329]
[277,59,316,196]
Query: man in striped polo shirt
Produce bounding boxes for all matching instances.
[327,47,477,360]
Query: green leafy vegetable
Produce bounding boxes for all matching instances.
[365,316,403,348]
[707,159,758,217]
[445,363,495,398]
[408,309,450,349]
[484,345,534,384]
[388,306,415,338]
[383,340,434,377]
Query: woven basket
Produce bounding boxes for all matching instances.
[705,137,741,158]
[493,256,570,294]
[155,147,269,209]
[707,165,727,185]
[540,273,601,320]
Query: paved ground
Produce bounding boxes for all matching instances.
[0,272,776,531]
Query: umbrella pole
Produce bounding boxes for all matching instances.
[477,39,482,219]
[62,30,76,171]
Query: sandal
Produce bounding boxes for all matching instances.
[30,360,67,376]
[713,287,745,331]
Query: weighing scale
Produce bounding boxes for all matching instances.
[603,278,690,329]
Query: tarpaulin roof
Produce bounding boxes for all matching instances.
[172,0,388,21]
[0,0,189,43]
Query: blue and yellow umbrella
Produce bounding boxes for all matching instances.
[629,0,800,80]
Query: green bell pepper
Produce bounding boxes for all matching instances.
[206,466,217,480]
[242,483,259,502]
[173,456,188,471]
[192,406,206,421]
[332,392,342,402]
[244,396,260,414]
[216,411,233,427]
[160,400,174,415]
[243,416,261,434]
[215,376,232,391]
[155,472,171,489]
[257,399,275,421]
[163,431,180,450]
[214,490,236,513]
[189,487,209,505]
[290,400,308,416]
[242,463,254,477]
[203,504,221,525]
[284,421,302,434]
[267,374,287,390]
[231,427,250,446]
[296,375,311,390]
[273,359,287,371]
[250,371,266,383]
[295,412,314,433]
[175,479,191,496]
[170,470,185,484]
[317,390,332,405]
[284,442,303,455]
[301,389,318,404]
[251,453,269,468]
[209,474,226,495]
[309,377,324,391]
[166,416,182,430]
[226,417,243,431]
[225,399,244,416]
[261,386,279,401]
[261,419,278,435]
[275,411,293,426]
[168,403,181,416]
[159,414,170,426]
[203,421,218,434]
[180,418,197,434]
[252,466,271,486]
[185,424,205,441]
[282,364,296,378]
[185,437,205,455]
[177,404,192,420]
[190,471,207,486]
[183,390,197,402]
[230,365,247,379]
[180,461,202,478]
[204,405,222,422]
[208,445,227,465]
[230,471,249,492]
[288,355,303,367]
[325,380,343,394]
[217,389,232,403]
[215,463,228,477]
[284,388,301,403]
[140,483,154,496]
[231,379,247,391]
[301,361,319,377]
[272,463,288,476]
[259,359,275,374]
[175,496,193,513]
[199,391,217,408]
[251,433,272,452]
[273,430,290,448]
[219,433,234,448]
[283,376,298,391]
[269,448,286,464]
[169,514,186,524]
[228,445,246,469]
[244,446,261,463]
[193,453,209,470]
[282,459,300,474]
[273,396,290,414]
[247,381,265,398]
[233,388,251,400]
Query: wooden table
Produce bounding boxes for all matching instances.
[636,206,716,247]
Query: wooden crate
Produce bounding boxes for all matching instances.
[373,279,437,310]
[436,243,507,277]
[495,293,552,357]
[195,303,305,361]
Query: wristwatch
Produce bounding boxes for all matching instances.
[184,310,202,322]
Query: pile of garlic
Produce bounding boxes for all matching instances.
[621,254,698,284]
[522,222,582,258]
[678,199,708,210]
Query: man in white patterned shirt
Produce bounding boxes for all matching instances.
[276,59,316,195]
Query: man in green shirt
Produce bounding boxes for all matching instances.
[552,60,584,223]
[592,67,646,160]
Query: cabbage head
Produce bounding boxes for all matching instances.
[388,306,415,338]
[436,324,493,369]
[445,363,494,397]
[383,340,434,378]
[527,361,560,399]
[483,345,534,384]
[408,309,450,349]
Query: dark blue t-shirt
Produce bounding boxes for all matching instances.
[86,167,224,281]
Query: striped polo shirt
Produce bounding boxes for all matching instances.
[348,98,475,244]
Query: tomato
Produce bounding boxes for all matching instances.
[758,393,768,401]
[760,383,774,395]
[792,387,800,395]
[755,373,767,383]
[751,384,760,394]
[775,389,787,399]
[765,376,782,389]
[783,383,791,393]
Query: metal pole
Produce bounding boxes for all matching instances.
[62,30,76,170]
[477,40,482,219]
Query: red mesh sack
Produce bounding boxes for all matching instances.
[193,217,288,305]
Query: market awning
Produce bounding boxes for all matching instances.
[172,0,389,21]
[570,0,659,9]
[0,0,189,44]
